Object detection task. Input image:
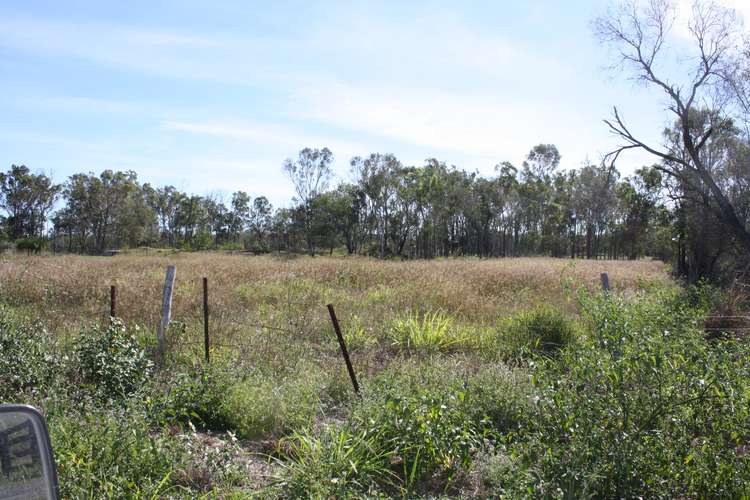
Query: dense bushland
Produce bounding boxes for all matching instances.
[0,256,748,498]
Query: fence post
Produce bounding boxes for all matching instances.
[203,277,209,363]
[327,304,360,396]
[110,285,116,320]
[600,272,610,292]
[156,265,176,360]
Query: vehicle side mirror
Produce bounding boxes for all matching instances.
[0,405,59,500]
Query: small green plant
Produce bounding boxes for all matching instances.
[150,363,233,431]
[496,286,750,498]
[504,304,576,355]
[222,370,323,439]
[277,425,396,497]
[353,381,494,493]
[73,318,153,400]
[390,310,468,353]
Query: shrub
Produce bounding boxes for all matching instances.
[73,319,153,400]
[150,363,234,431]
[504,304,576,355]
[356,389,490,492]
[50,409,182,498]
[14,236,45,254]
[0,308,59,400]
[498,287,750,498]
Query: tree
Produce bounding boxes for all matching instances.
[58,170,145,253]
[0,165,60,240]
[246,196,273,253]
[229,191,251,241]
[283,147,334,256]
[350,153,402,258]
[146,185,184,247]
[594,0,750,273]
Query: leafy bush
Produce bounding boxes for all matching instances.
[504,304,576,355]
[14,236,45,254]
[150,363,233,431]
[356,388,490,491]
[389,310,468,353]
[73,319,153,400]
[0,308,59,399]
[492,287,750,498]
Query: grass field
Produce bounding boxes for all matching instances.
[0,252,668,329]
[2,253,749,498]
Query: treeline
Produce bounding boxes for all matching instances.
[1,121,749,284]
[0,143,676,261]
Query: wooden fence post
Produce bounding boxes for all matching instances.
[203,277,209,363]
[327,304,360,396]
[156,265,176,360]
[600,272,610,292]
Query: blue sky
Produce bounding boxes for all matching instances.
[1,0,747,206]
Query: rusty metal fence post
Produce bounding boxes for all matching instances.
[110,285,116,320]
[327,304,360,396]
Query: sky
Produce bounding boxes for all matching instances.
[1,0,748,206]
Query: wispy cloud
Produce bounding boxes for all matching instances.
[0,16,280,85]
[160,119,371,171]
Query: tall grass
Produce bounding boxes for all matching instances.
[10,254,741,497]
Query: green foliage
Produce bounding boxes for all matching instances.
[0,308,59,400]
[149,363,233,431]
[389,310,469,353]
[14,236,45,253]
[277,425,396,498]
[50,405,246,498]
[50,409,181,498]
[488,286,750,498]
[355,388,490,491]
[504,304,576,355]
[222,370,323,440]
[273,357,530,496]
[73,319,153,400]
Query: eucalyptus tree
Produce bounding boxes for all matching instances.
[246,195,273,251]
[229,191,251,241]
[0,165,60,240]
[283,147,334,256]
[350,153,402,258]
[594,0,750,273]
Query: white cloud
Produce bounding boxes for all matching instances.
[287,80,603,170]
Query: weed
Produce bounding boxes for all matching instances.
[389,310,468,353]
[222,369,323,440]
[503,304,577,355]
[0,307,60,400]
[73,318,153,400]
[277,425,396,497]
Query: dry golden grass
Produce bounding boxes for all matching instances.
[0,252,670,340]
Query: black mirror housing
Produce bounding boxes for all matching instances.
[0,404,59,500]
